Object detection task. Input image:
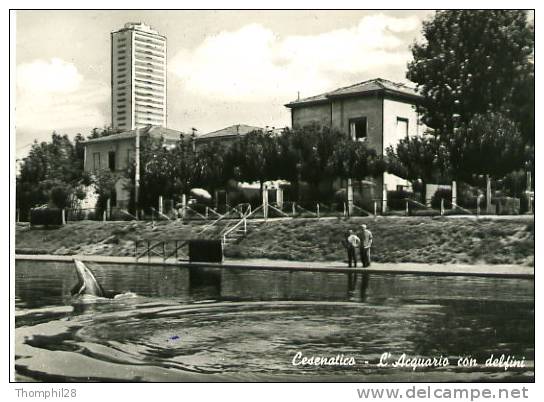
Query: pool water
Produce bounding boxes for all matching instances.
[14,261,534,382]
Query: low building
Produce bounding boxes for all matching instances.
[194,124,265,147]
[195,124,286,207]
[285,78,426,202]
[83,125,184,208]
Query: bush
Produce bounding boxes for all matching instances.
[493,197,520,215]
[456,183,485,209]
[387,190,414,210]
[30,208,63,226]
[519,193,534,214]
[431,188,452,209]
[50,185,71,209]
[227,189,260,208]
[333,189,364,206]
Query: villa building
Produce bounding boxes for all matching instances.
[83,126,183,208]
[285,78,426,207]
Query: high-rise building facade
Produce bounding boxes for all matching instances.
[111,22,167,131]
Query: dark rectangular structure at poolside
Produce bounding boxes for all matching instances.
[188,240,223,263]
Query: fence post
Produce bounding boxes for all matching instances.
[263,185,268,220]
[244,215,247,234]
[347,178,353,217]
[292,202,296,216]
[16,208,20,223]
[205,206,209,219]
[440,199,444,216]
[405,200,409,216]
[316,203,320,218]
[373,201,377,217]
[158,196,163,216]
[382,184,388,214]
[106,198,111,220]
[103,210,107,222]
[477,195,482,216]
[485,174,493,214]
[62,209,66,224]
[343,202,347,217]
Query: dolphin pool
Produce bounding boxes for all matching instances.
[14,261,534,382]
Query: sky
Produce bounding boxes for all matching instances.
[14,10,433,158]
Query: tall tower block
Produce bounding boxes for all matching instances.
[111,22,167,130]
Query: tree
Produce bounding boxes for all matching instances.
[19,132,82,185]
[330,138,384,181]
[124,135,198,210]
[407,10,534,141]
[194,141,231,196]
[92,169,122,215]
[88,126,122,139]
[385,133,450,201]
[287,124,345,201]
[448,112,525,183]
[227,130,279,197]
[17,132,86,217]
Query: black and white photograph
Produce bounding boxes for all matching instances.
[10,7,535,389]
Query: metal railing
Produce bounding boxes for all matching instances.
[221,204,263,246]
[199,204,251,235]
[134,239,188,262]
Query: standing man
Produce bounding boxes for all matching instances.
[346,229,361,268]
[360,224,373,267]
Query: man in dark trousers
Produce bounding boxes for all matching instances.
[344,229,361,268]
[360,224,373,267]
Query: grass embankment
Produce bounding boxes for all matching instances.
[227,217,534,266]
[15,217,534,266]
[15,220,214,257]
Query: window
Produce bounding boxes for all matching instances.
[93,152,101,170]
[349,117,367,141]
[108,151,116,171]
[396,117,409,138]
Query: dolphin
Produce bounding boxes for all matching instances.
[71,259,108,298]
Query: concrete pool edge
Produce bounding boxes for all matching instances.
[14,254,534,279]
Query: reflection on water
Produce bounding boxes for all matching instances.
[15,261,534,382]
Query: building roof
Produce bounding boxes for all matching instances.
[83,125,184,144]
[285,78,422,108]
[112,22,166,38]
[196,124,264,141]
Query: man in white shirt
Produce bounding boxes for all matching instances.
[346,230,361,268]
